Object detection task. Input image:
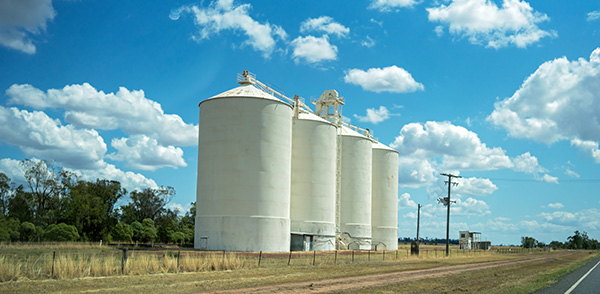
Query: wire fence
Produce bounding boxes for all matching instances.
[0,246,511,281]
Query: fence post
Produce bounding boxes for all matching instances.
[352,250,355,262]
[288,251,292,266]
[258,251,262,267]
[406,249,408,258]
[177,250,181,271]
[383,250,385,261]
[368,250,370,261]
[313,250,316,266]
[121,248,128,274]
[334,250,337,265]
[51,251,56,278]
[395,250,398,260]
[222,250,225,264]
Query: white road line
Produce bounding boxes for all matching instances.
[564,259,600,294]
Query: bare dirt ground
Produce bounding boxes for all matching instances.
[207,252,575,294]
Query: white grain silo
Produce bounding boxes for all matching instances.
[339,125,373,250]
[195,75,293,252]
[290,110,337,251]
[371,141,399,250]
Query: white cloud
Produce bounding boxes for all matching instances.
[587,11,600,22]
[540,174,558,184]
[427,0,555,48]
[455,177,498,196]
[571,139,600,163]
[544,202,564,209]
[354,106,397,124]
[539,211,577,226]
[290,35,337,64]
[7,83,198,146]
[0,106,107,169]
[369,0,419,12]
[391,121,513,171]
[0,158,157,193]
[107,135,187,171]
[344,66,424,93]
[397,156,437,187]
[564,168,579,178]
[179,0,286,57]
[0,0,56,54]
[453,197,491,216]
[488,48,600,162]
[300,16,349,38]
[398,193,417,209]
[361,36,376,48]
[512,152,546,173]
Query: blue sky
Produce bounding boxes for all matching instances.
[0,0,599,245]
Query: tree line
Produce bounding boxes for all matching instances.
[521,231,600,250]
[0,159,195,245]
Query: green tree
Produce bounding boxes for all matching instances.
[19,221,36,241]
[141,218,157,243]
[131,221,144,242]
[548,241,564,249]
[0,172,11,216]
[0,217,20,241]
[7,186,33,222]
[63,179,125,241]
[43,223,80,241]
[521,236,538,248]
[20,159,63,226]
[120,187,174,223]
[111,222,133,243]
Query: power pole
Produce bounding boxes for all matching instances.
[439,173,461,257]
[416,204,421,243]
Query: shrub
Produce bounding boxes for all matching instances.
[43,223,80,241]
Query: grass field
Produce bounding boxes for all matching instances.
[0,243,595,293]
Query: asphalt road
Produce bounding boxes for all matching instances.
[535,255,600,294]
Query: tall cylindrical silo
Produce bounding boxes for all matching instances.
[339,125,372,250]
[195,83,293,252]
[371,141,399,250]
[290,112,337,251]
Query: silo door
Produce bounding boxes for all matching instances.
[199,236,208,250]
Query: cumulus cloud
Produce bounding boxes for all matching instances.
[453,197,491,216]
[539,174,558,184]
[427,0,555,48]
[587,11,600,22]
[455,177,498,196]
[0,0,56,54]
[544,202,564,209]
[391,121,513,171]
[300,16,349,38]
[488,48,600,163]
[7,83,198,146]
[179,0,286,57]
[107,135,187,171]
[0,158,157,192]
[398,193,417,209]
[0,106,107,169]
[369,0,419,12]
[571,139,600,163]
[354,106,397,124]
[512,152,546,173]
[344,66,424,93]
[290,35,337,64]
[361,36,376,48]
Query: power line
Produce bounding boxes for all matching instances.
[487,178,600,183]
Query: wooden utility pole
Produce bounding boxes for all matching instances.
[440,173,461,257]
[416,204,421,256]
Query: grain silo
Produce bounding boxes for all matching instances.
[338,125,373,250]
[290,109,337,251]
[195,74,293,252]
[371,141,399,250]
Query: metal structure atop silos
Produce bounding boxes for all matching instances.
[371,141,399,250]
[195,70,400,252]
[195,71,293,252]
[290,106,337,251]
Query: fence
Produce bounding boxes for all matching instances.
[0,247,503,281]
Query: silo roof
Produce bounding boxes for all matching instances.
[372,140,399,153]
[297,112,334,125]
[201,84,283,105]
[340,125,369,139]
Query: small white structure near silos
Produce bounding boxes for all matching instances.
[195,79,292,252]
[371,141,399,251]
[195,71,399,252]
[290,110,337,251]
[459,231,491,250]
